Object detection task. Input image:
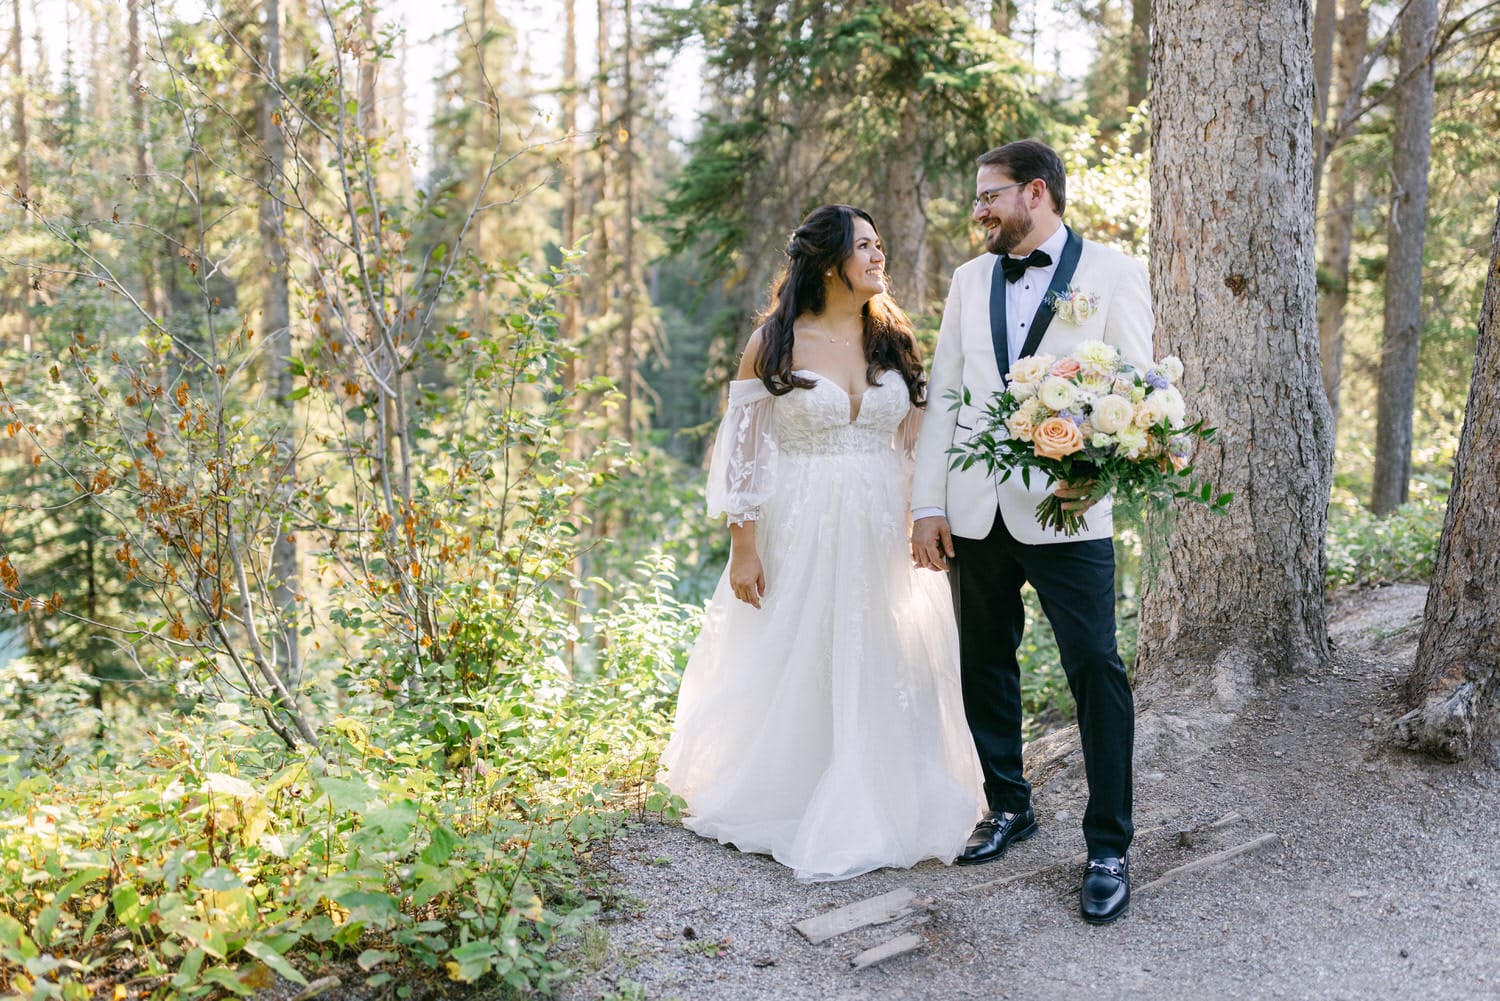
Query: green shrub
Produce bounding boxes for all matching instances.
[1325,492,1446,588]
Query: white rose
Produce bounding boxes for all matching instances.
[1038,376,1078,411]
[1160,356,1185,383]
[1006,398,1042,441]
[1009,354,1054,388]
[1090,394,1135,434]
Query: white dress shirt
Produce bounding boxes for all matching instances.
[913,222,1068,523]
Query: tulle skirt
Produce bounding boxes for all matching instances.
[662,448,983,881]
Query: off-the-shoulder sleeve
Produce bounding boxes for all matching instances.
[895,404,923,460]
[705,379,777,525]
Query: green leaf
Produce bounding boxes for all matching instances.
[358,948,397,970]
[317,776,379,815]
[243,940,308,986]
[35,866,107,946]
[196,867,246,892]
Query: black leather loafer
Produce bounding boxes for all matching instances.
[956,807,1037,866]
[1080,855,1129,924]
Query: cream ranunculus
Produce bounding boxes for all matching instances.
[1032,416,1085,460]
[1133,395,1168,428]
[1090,394,1135,434]
[1160,355,1185,383]
[1009,354,1055,388]
[1038,376,1078,411]
[1114,424,1148,458]
[1072,295,1098,322]
[1157,385,1187,424]
[1075,340,1119,379]
[1090,431,1115,450]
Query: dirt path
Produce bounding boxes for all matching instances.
[559,585,1500,1001]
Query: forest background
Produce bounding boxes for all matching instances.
[0,0,1496,997]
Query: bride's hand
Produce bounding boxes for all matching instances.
[729,551,766,608]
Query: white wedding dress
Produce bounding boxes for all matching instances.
[661,370,983,882]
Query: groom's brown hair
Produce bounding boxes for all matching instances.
[977,140,1066,216]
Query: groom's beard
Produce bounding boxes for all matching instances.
[985,210,1034,256]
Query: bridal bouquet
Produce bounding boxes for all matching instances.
[948,341,1230,535]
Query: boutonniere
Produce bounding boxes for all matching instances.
[1047,286,1100,325]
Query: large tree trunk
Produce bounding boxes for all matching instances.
[1138,0,1333,703]
[259,0,299,687]
[1394,197,1500,762]
[1370,0,1438,514]
[1316,0,1370,420]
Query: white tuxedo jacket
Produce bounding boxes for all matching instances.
[912,231,1154,545]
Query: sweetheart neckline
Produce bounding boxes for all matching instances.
[791,369,894,423]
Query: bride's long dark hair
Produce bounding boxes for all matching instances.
[754,204,926,406]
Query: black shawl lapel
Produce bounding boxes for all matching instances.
[989,253,1010,382]
[1015,227,1084,362]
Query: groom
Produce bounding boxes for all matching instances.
[911,139,1152,924]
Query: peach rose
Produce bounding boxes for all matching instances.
[1032,416,1085,460]
[1050,357,1082,379]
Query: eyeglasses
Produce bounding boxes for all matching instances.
[972,181,1028,210]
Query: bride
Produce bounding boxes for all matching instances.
[662,204,982,882]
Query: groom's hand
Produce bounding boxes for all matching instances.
[911,516,954,572]
[1053,479,1100,513]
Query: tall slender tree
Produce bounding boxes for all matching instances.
[258,0,299,686]
[1394,195,1500,761]
[1316,0,1370,420]
[1137,0,1334,698]
[9,0,34,351]
[1371,0,1439,513]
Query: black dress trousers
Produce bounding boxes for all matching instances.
[948,512,1135,859]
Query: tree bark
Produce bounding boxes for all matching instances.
[992,0,1013,37]
[259,0,299,687]
[127,0,161,321]
[1310,0,1336,190]
[1370,0,1437,514]
[1128,0,1150,115]
[10,0,34,351]
[1394,196,1500,762]
[1138,0,1334,702]
[882,0,929,310]
[620,0,637,443]
[1316,0,1369,420]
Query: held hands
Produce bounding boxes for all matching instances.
[911,515,954,572]
[729,549,766,608]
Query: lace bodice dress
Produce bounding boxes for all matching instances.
[661,371,983,882]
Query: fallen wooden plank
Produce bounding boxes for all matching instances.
[850,933,924,970]
[793,888,918,944]
[1134,832,1281,895]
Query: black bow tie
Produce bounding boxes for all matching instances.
[1001,249,1053,283]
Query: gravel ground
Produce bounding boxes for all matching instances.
[556,585,1500,1001]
